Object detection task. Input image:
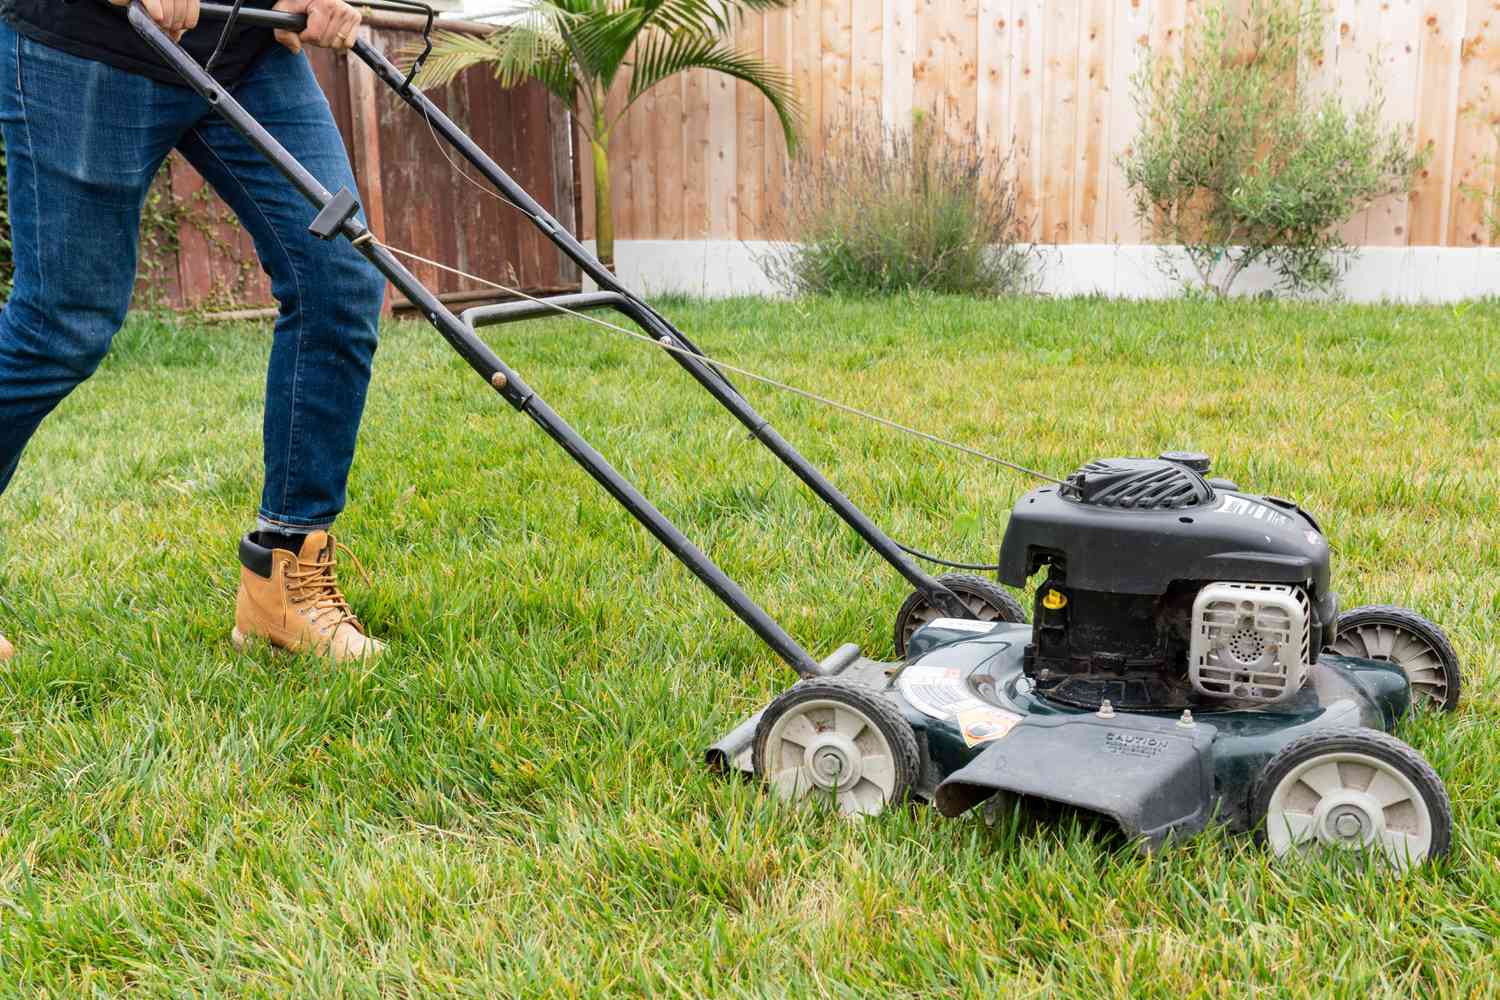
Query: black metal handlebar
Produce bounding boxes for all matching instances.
[132,0,971,674]
[199,2,308,31]
[195,1,434,91]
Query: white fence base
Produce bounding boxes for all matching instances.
[583,240,1500,303]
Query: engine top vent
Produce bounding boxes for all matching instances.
[1060,458,1215,511]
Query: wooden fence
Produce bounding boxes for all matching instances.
[145,14,579,314]
[585,0,1500,248]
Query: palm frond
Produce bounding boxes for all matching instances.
[413,31,509,90]
[637,0,796,36]
[564,7,650,84]
[415,1,576,90]
[624,32,801,150]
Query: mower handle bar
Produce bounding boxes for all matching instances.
[129,0,971,676]
[197,3,313,32]
[194,2,433,32]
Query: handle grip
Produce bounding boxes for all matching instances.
[197,2,309,32]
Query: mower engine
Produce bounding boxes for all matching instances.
[1000,453,1335,712]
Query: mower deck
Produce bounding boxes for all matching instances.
[709,619,1411,844]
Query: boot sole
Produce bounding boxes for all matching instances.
[230,627,285,655]
[231,626,383,662]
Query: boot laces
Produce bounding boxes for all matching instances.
[286,537,371,633]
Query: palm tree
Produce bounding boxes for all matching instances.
[417,0,800,272]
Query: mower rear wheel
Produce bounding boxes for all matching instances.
[893,573,1027,658]
[1253,729,1451,871]
[753,678,920,817]
[1329,605,1461,712]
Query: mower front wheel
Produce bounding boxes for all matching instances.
[753,678,920,818]
[893,573,1027,658]
[1329,605,1461,712]
[1253,729,1451,871]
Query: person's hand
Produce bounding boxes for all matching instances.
[110,0,200,42]
[272,0,362,53]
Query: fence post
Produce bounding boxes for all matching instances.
[347,27,393,316]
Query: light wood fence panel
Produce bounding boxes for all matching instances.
[586,0,1500,248]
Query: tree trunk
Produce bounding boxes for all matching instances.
[591,135,614,274]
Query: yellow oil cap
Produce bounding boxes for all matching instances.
[1041,589,1068,610]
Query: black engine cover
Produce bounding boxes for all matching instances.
[999,460,1331,597]
[998,458,1336,710]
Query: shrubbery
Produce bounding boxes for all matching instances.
[758,112,1034,297]
[1123,0,1425,297]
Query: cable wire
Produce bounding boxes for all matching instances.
[368,238,1059,572]
[373,240,1065,486]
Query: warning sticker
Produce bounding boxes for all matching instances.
[958,705,1022,747]
[898,664,971,719]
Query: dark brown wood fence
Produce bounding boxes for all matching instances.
[143,14,580,316]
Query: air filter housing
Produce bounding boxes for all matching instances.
[1189,582,1312,703]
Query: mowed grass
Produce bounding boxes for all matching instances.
[1,294,1497,997]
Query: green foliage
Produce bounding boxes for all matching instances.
[760,112,1035,297]
[2,296,1498,993]
[414,0,800,271]
[1460,119,1500,245]
[1124,0,1426,297]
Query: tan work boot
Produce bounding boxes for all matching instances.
[232,530,385,662]
[0,632,13,662]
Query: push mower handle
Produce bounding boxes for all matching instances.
[138,0,435,92]
[192,1,438,32]
[197,3,309,32]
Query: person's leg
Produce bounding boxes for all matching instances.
[0,25,198,661]
[177,44,384,535]
[177,44,386,660]
[0,24,195,495]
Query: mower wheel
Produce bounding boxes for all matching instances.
[893,573,1027,658]
[1253,729,1451,871]
[753,678,920,817]
[1329,605,1461,712]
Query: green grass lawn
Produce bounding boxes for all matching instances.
[1,294,1497,996]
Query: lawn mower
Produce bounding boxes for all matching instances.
[141,3,1463,870]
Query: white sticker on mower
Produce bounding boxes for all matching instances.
[926,618,999,634]
[898,664,973,719]
[1215,494,1292,528]
[958,705,1022,747]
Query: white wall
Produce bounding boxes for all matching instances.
[584,241,1500,304]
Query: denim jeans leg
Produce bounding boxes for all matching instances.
[176,45,384,531]
[0,25,196,495]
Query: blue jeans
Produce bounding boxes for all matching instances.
[0,24,383,530]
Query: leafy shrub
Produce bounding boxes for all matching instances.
[758,111,1034,297]
[1460,120,1500,245]
[1123,0,1425,297]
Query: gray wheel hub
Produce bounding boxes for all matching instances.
[805,735,862,790]
[761,698,899,816]
[1265,751,1433,870]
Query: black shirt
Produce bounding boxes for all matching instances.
[1,0,277,86]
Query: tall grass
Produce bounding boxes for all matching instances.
[759,112,1036,296]
[0,296,1496,994]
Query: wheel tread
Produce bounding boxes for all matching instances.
[1332,604,1462,711]
[752,678,921,811]
[893,573,1028,658]
[1251,727,1452,864]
